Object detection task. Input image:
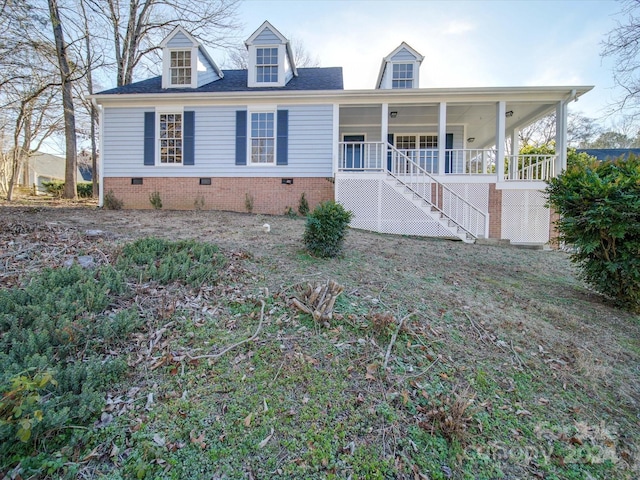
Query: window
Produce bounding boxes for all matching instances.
[170,50,192,85]
[250,112,275,164]
[392,63,414,89]
[420,135,438,148]
[396,135,416,150]
[159,113,183,164]
[256,47,278,83]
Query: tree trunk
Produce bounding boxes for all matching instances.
[48,0,77,200]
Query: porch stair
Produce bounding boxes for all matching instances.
[385,145,488,243]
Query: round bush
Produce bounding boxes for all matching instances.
[546,155,640,311]
[303,201,353,258]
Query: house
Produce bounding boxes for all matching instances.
[90,21,593,244]
[576,148,640,162]
[21,152,91,194]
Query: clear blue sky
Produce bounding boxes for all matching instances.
[228,0,623,127]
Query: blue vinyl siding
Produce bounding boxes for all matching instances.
[390,48,418,62]
[102,104,333,178]
[166,31,193,48]
[197,50,220,87]
[253,27,281,44]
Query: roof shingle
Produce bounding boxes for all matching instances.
[96,67,343,95]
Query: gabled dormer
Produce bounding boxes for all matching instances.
[376,42,424,89]
[160,26,223,89]
[245,21,297,88]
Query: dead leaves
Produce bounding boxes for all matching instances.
[365,363,379,381]
[190,430,207,449]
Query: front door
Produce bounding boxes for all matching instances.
[444,133,454,173]
[343,134,365,169]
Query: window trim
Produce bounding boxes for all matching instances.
[248,108,277,166]
[163,48,197,89]
[391,63,414,89]
[255,46,279,84]
[156,107,185,166]
[247,45,285,87]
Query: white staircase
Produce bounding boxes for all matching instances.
[386,145,488,243]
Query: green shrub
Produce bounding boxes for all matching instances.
[303,200,353,258]
[298,192,310,216]
[0,265,142,472]
[41,180,64,197]
[104,189,124,210]
[42,181,94,198]
[77,182,93,198]
[149,190,162,209]
[546,155,640,311]
[116,237,226,287]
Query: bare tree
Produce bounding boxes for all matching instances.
[84,0,241,86]
[517,112,602,150]
[0,2,64,200]
[602,0,640,115]
[48,0,78,199]
[77,0,102,197]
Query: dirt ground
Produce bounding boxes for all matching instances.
[1,199,639,477]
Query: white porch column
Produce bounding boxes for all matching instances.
[496,101,506,181]
[438,102,447,175]
[332,103,340,174]
[555,101,568,174]
[510,129,519,157]
[381,103,389,169]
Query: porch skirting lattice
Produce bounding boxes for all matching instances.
[336,173,552,244]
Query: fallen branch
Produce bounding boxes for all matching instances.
[510,340,526,369]
[186,299,266,361]
[383,311,415,372]
[292,280,344,324]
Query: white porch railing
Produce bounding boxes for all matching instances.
[338,142,497,175]
[338,141,385,170]
[338,142,556,182]
[505,154,556,181]
[388,145,488,239]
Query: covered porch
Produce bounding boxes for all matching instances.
[332,87,591,244]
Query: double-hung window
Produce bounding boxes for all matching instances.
[250,112,275,164]
[170,50,192,86]
[256,47,278,83]
[392,63,414,89]
[159,113,183,164]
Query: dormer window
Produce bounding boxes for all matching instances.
[256,47,279,83]
[245,21,297,88]
[170,50,192,86]
[392,63,413,89]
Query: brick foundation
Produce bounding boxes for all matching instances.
[487,184,502,239]
[548,207,560,248]
[103,177,335,215]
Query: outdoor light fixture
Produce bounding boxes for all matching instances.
[390,111,398,118]
[467,137,475,143]
[505,110,514,117]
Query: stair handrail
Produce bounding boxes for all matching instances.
[387,144,488,239]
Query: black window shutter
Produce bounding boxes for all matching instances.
[144,112,155,165]
[235,110,247,166]
[276,110,288,166]
[183,111,195,165]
